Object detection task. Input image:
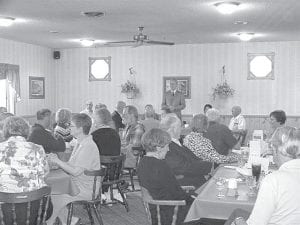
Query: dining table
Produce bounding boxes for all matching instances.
[45,169,80,196]
[185,165,256,222]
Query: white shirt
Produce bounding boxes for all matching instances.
[228,114,246,130]
[247,159,300,225]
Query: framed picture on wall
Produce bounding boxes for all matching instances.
[29,76,45,99]
[163,76,191,99]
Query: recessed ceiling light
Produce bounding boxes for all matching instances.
[0,17,15,27]
[238,32,255,41]
[80,39,95,47]
[81,11,105,18]
[234,20,248,25]
[49,30,59,34]
[215,2,240,15]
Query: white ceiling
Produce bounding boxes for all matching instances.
[0,0,300,49]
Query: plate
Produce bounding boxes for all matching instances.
[236,167,252,176]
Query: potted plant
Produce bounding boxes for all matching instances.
[121,80,140,99]
[212,81,235,100]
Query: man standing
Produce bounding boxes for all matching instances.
[28,109,65,153]
[111,101,126,132]
[80,100,93,118]
[161,79,186,120]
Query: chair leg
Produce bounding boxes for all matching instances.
[129,169,135,191]
[110,185,114,201]
[92,204,104,225]
[66,203,73,225]
[85,204,95,225]
[117,183,129,212]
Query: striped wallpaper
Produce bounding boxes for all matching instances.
[0,38,55,116]
[55,41,300,116]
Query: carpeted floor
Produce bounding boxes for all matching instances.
[73,191,149,225]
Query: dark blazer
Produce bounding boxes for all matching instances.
[28,124,65,154]
[165,141,212,188]
[161,90,186,120]
[91,127,121,156]
[111,110,125,132]
[138,156,193,225]
[204,121,237,156]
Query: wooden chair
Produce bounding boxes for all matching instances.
[101,155,129,212]
[66,168,106,225]
[0,186,51,225]
[123,146,145,191]
[141,186,195,225]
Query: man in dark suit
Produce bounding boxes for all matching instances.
[161,79,186,120]
[111,101,126,132]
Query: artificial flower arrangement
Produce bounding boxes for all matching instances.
[212,81,235,100]
[121,80,139,94]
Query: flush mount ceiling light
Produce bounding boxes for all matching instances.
[0,17,15,26]
[214,2,240,15]
[81,11,105,18]
[234,20,248,25]
[80,39,95,47]
[238,32,255,41]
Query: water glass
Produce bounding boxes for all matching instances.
[252,163,261,182]
[215,177,226,198]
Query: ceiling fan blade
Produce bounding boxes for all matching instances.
[145,40,175,45]
[131,41,144,48]
[103,41,136,46]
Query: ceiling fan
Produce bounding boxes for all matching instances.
[104,27,174,47]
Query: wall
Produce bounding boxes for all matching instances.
[0,38,55,116]
[55,41,300,116]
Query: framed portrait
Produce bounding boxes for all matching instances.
[163,76,191,99]
[29,76,45,99]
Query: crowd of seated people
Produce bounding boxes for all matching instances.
[0,101,296,225]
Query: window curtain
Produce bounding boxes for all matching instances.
[0,63,20,114]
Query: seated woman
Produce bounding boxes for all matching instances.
[227,126,300,225]
[54,108,73,142]
[47,113,100,225]
[91,108,121,156]
[160,113,212,188]
[266,110,286,141]
[0,112,14,142]
[138,128,194,225]
[184,114,240,164]
[0,116,52,223]
[121,105,145,168]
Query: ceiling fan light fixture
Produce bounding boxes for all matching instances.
[0,17,15,27]
[80,39,95,47]
[238,32,255,41]
[215,2,240,15]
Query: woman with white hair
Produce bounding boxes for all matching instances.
[160,113,212,188]
[204,108,237,156]
[227,127,300,225]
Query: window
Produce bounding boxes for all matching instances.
[89,57,111,81]
[247,53,275,80]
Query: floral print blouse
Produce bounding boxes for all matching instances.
[183,132,240,164]
[0,136,49,193]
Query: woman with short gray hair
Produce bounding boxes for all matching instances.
[0,116,52,225]
[54,108,73,142]
[138,128,194,225]
[184,114,239,164]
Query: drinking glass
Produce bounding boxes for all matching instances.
[246,176,256,197]
[252,163,261,182]
[215,177,226,198]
